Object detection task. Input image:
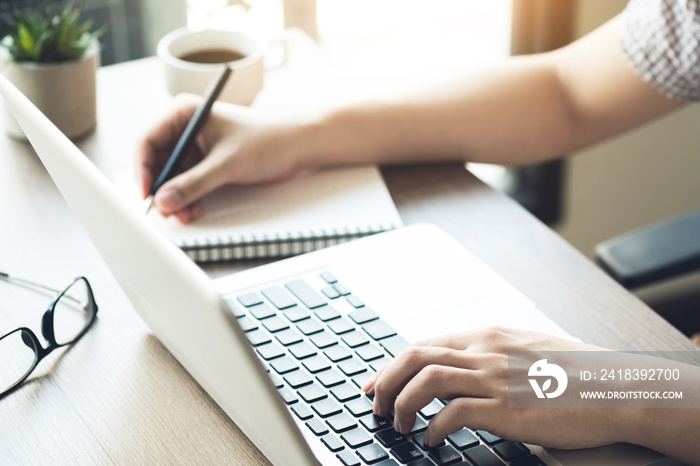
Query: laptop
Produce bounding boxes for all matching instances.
[0,73,679,466]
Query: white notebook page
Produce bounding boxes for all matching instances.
[146,165,402,244]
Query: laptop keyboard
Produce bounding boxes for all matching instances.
[225,271,545,466]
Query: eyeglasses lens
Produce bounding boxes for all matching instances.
[53,279,92,346]
[0,329,38,394]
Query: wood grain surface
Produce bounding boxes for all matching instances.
[0,34,695,466]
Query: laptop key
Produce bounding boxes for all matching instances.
[338,359,368,377]
[269,374,284,389]
[348,307,379,325]
[291,403,314,420]
[345,397,373,417]
[398,460,431,466]
[320,271,338,284]
[333,283,352,296]
[269,356,299,374]
[363,320,397,341]
[346,295,364,308]
[356,344,384,362]
[237,292,263,307]
[493,441,530,461]
[288,341,317,360]
[342,331,370,348]
[413,432,445,450]
[311,399,343,418]
[298,384,328,403]
[275,328,304,346]
[510,455,547,466]
[391,442,424,463]
[256,342,285,361]
[224,298,246,317]
[380,335,410,357]
[326,413,358,433]
[262,315,290,333]
[285,280,327,309]
[282,306,310,323]
[328,317,355,335]
[351,371,373,389]
[314,305,342,321]
[336,450,361,466]
[245,329,271,346]
[446,429,479,450]
[310,331,338,349]
[306,417,330,436]
[249,303,277,320]
[406,416,428,435]
[284,370,313,389]
[356,443,389,464]
[374,428,407,447]
[419,399,444,419]
[361,414,392,433]
[302,355,332,373]
[321,433,345,452]
[322,285,341,299]
[324,344,353,363]
[296,318,324,336]
[475,430,505,446]
[463,444,506,466]
[277,386,298,405]
[370,357,392,371]
[261,286,296,310]
[317,368,346,388]
[237,315,258,332]
[428,445,462,465]
[331,383,361,402]
[341,429,373,449]
[375,460,400,466]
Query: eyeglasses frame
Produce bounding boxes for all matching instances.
[0,275,98,398]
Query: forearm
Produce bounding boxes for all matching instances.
[298,55,575,168]
[295,16,683,169]
[613,358,700,464]
[620,407,700,464]
[300,56,569,167]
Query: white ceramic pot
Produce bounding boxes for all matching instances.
[0,41,99,141]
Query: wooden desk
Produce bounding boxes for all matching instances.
[0,34,696,465]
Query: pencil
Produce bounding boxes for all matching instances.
[144,64,233,214]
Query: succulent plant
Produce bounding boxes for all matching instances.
[0,1,106,63]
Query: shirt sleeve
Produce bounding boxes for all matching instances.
[621,0,700,102]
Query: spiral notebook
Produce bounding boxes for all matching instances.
[143,165,402,263]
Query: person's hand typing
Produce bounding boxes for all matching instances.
[362,327,620,450]
[137,94,310,223]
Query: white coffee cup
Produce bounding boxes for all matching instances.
[157,28,265,106]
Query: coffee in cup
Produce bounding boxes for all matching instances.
[178,49,247,64]
[157,28,265,106]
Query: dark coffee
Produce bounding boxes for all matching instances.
[179,49,246,64]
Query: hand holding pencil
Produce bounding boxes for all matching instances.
[136,68,311,224]
[143,65,232,214]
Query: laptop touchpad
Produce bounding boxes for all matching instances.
[390,291,574,343]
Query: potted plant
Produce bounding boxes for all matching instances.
[0,2,106,140]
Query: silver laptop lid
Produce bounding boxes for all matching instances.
[0,73,316,466]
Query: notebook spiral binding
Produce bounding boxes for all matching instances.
[179,224,399,263]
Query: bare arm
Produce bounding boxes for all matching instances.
[301,15,684,168]
[138,15,684,220]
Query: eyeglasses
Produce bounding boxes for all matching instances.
[0,272,98,399]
